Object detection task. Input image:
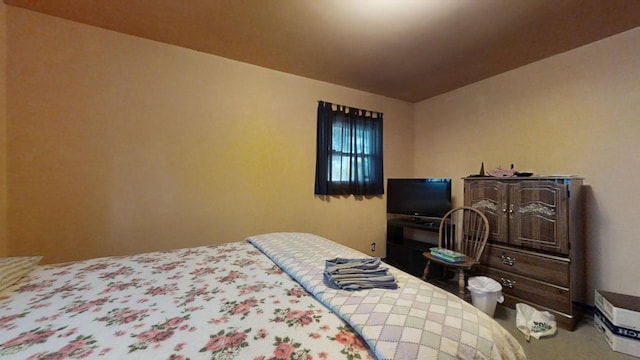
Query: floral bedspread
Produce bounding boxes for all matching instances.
[0,241,374,360]
[248,233,527,360]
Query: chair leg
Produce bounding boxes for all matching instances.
[457,269,465,297]
[422,260,431,280]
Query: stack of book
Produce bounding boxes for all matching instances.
[594,289,640,358]
[429,248,466,263]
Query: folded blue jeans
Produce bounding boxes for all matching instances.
[324,257,397,290]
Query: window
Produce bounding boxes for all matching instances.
[315,101,384,196]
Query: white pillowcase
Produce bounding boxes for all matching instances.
[0,256,43,292]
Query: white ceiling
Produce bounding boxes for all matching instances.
[6,0,640,102]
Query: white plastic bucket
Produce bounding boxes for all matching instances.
[467,276,504,317]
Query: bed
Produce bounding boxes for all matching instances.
[0,232,526,360]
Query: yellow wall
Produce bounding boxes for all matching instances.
[3,5,415,263]
[0,3,8,257]
[414,28,640,300]
[4,2,639,302]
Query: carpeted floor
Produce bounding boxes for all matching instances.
[491,304,637,359]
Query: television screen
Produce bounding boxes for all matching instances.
[386,178,452,218]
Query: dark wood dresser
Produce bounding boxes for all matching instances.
[463,176,584,330]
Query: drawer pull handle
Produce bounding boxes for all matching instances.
[500,278,516,288]
[500,255,515,266]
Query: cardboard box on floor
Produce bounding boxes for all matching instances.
[594,290,640,358]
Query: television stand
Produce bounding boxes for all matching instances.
[413,219,438,228]
[384,217,445,278]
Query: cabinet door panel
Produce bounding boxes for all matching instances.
[464,180,509,244]
[509,181,569,254]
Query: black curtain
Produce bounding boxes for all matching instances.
[315,101,384,196]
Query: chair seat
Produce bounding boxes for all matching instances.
[423,252,478,271]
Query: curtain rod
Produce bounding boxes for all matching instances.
[318,100,383,117]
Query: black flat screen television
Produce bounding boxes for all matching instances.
[386,178,452,219]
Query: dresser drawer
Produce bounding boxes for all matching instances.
[480,244,570,287]
[477,266,571,314]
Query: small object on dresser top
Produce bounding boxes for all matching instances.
[487,168,517,177]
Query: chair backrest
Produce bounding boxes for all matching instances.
[438,206,490,262]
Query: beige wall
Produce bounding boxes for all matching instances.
[3,5,414,263]
[414,28,640,301]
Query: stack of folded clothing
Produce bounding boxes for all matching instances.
[324,257,398,291]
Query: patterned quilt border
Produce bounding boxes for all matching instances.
[247,232,527,360]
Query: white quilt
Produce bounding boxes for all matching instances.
[247,232,526,360]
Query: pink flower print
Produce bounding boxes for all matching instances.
[80,263,110,272]
[201,329,250,356]
[233,303,251,316]
[54,284,77,294]
[299,314,314,326]
[238,283,266,296]
[147,285,174,296]
[152,262,181,272]
[116,309,146,324]
[165,316,185,327]
[209,316,229,325]
[65,297,109,316]
[186,287,207,297]
[204,335,226,352]
[92,297,108,306]
[218,270,246,284]
[59,339,85,355]
[0,313,25,327]
[226,332,247,348]
[234,259,256,267]
[151,330,174,343]
[27,351,66,360]
[133,256,159,264]
[274,342,294,359]
[99,266,134,279]
[137,329,174,343]
[282,309,316,327]
[286,310,304,320]
[334,331,355,345]
[2,327,56,348]
[137,329,160,342]
[69,303,92,314]
[190,267,217,277]
[17,282,51,292]
[287,288,308,298]
[353,336,367,351]
[255,329,268,340]
[61,327,78,338]
[266,265,283,275]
